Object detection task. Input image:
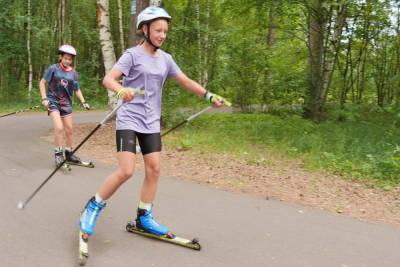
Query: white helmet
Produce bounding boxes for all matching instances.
[136,6,171,30]
[58,44,77,56]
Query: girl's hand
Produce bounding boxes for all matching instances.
[204,91,231,107]
[116,87,145,102]
[81,102,90,110]
[41,98,49,108]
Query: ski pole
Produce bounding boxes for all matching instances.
[162,97,231,137]
[17,89,145,209]
[0,105,40,119]
[161,106,213,137]
[17,102,123,210]
[135,104,229,153]
[134,106,213,154]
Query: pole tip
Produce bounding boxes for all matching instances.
[17,202,25,210]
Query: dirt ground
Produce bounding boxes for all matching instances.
[56,122,400,228]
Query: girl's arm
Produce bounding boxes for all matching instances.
[39,79,47,100]
[173,73,224,107]
[173,73,207,97]
[39,79,49,107]
[75,89,86,104]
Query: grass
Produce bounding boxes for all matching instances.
[163,111,400,188]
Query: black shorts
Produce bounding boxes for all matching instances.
[116,130,161,155]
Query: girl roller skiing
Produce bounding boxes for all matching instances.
[39,45,91,170]
[78,7,229,264]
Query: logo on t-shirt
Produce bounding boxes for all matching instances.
[60,79,69,88]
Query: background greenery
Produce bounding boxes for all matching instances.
[2,0,400,186]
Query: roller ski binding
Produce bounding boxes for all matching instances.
[126,208,201,251]
[55,149,71,171]
[78,197,106,266]
[65,150,95,168]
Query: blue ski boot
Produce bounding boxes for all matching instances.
[80,197,106,235]
[136,208,169,236]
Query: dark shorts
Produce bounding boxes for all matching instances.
[47,97,72,117]
[116,130,161,155]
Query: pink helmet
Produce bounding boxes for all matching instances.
[58,44,77,56]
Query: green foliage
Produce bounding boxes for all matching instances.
[165,110,400,187]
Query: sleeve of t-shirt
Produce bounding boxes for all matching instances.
[167,55,182,77]
[43,64,56,82]
[114,51,133,76]
[73,72,80,91]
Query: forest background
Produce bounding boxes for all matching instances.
[2,0,400,188]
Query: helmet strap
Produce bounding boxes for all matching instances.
[144,24,160,52]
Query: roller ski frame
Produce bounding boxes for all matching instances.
[78,231,89,266]
[67,160,95,168]
[55,153,71,172]
[59,162,72,172]
[126,221,201,251]
[65,150,95,168]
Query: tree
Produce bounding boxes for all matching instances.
[27,0,33,103]
[97,0,117,108]
[129,0,148,47]
[304,0,347,121]
[117,0,125,51]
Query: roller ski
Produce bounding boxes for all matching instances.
[65,150,95,168]
[78,231,89,266]
[54,149,71,171]
[126,208,201,251]
[78,197,106,266]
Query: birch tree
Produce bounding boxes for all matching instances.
[97,0,117,108]
[27,0,33,103]
[117,0,125,51]
[304,0,347,121]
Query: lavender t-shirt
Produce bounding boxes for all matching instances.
[114,46,182,133]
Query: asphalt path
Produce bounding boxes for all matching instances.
[0,111,399,267]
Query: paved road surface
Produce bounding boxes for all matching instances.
[0,111,399,267]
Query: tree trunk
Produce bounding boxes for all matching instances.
[97,0,117,108]
[202,0,210,88]
[117,0,125,52]
[57,0,61,46]
[27,0,33,103]
[61,0,65,44]
[128,0,150,47]
[305,1,346,121]
[195,0,202,85]
[321,4,347,103]
[305,0,326,121]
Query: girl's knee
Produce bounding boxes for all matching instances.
[149,164,160,176]
[117,167,134,182]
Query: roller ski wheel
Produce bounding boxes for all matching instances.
[126,221,201,251]
[56,161,71,172]
[61,163,72,172]
[78,231,90,266]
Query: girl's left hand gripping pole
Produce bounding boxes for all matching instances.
[17,101,125,210]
